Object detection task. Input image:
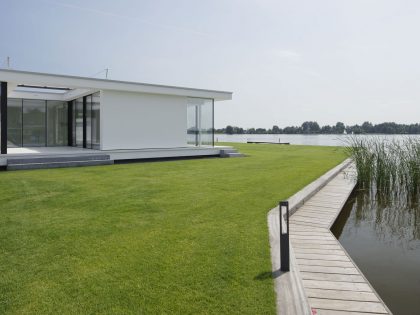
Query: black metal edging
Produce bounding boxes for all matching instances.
[0,82,8,154]
[279,200,290,272]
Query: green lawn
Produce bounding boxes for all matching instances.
[0,144,345,314]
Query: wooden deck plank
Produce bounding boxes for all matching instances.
[303,279,372,292]
[289,226,327,232]
[289,222,328,229]
[298,265,359,275]
[300,272,365,283]
[306,288,380,302]
[291,218,330,226]
[293,248,346,256]
[299,204,342,211]
[290,235,337,241]
[309,298,388,314]
[274,164,391,314]
[296,258,354,268]
[292,240,339,246]
[304,202,343,209]
[292,244,343,251]
[294,209,336,215]
[296,210,338,217]
[308,197,344,203]
[315,310,385,315]
[297,207,338,213]
[290,231,332,236]
[294,253,350,262]
[290,218,330,227]
[292,213,334,220]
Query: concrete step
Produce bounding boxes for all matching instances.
[224,152,245,158]
[220,148,244,158]
[220,148,238,154]
[7,159,114,171]
[7,154,111,165]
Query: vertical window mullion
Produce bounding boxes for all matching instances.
[83,96,87,148]
[45,101,48,147]
[195,105,199,146]
[212,99,215,147]
[21,99,23,147]
[0,82,7,154]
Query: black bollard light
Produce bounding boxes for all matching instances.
[279,201,290,271]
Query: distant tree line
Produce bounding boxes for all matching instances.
[215,121,420,135]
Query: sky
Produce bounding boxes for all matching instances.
[0,0,419,128]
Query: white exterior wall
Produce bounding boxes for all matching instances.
[100,90,187,150]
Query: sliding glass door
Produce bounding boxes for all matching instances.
[22,99,46,147]
[7,99,68,148]
[73,97,84,147]
[7,99,22,147]
[91,92,100,149]
[47,101,68,146]
[71,93,100,149]
[7,93,100,149]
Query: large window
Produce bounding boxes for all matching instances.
[47,101,68,146]
[187,98,214,146]
[71,93,100,149]
[7,99,22,147]
[7,99,68,147]
[22,99,46,147]
[73,97,84,147]
[6,94,100,149]
[91,92,100,149]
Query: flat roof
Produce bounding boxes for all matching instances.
[0,69,232,101]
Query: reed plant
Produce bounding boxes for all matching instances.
[345,136,420,203]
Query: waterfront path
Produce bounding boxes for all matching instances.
[269,163,392,315]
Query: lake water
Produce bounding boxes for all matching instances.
[215,134,420,146]
[331,190,420,315]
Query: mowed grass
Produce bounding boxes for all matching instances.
[0,144,345,314]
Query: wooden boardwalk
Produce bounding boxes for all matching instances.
[290,166,392,315]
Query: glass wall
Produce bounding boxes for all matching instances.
[6,94,100,149]
[7,99,68,147]
[91,92,100,149]
[85,95,92,149]
[7,99,22,147]
[186,98,214,146]
[22,99,46,146]
[74,97,84,147]
[71,94,100,149]
[47,101,68,146]
[187,104,198,145]
[199,99,214,146]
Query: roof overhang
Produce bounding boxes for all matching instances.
[0,69,233,101]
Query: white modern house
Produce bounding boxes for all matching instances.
[0,69,236,170]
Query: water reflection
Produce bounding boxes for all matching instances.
[332,188,420,315]
[335,188,420,249]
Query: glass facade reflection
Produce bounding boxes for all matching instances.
[71,93,100,149]
[7,92,100,149]
[7,98,22,147]
[74,97,84,147]
[47,101,68,146]
[22,99,46,146]
[91,92,100,149]
[187,98,214,146]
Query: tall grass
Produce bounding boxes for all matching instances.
[345,136,420,203]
